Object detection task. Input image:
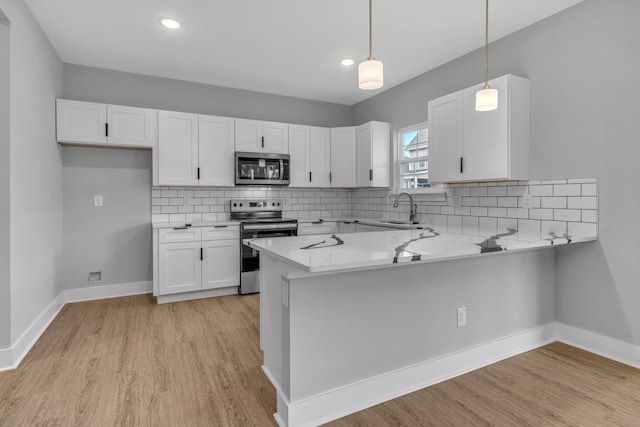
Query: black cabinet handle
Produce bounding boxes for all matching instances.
[460,157,463,174]
[172,226,189,230]
[261,136,264,148]
[200,248,203,261]
[369,169,373,181]
[105,123,109,137]
[329,172,332,183]
[197,167,200,180]
[214,225,228,228]
[309,171,312,182]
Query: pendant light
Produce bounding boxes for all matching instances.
[475,0,498,111]
[358,0,383,90]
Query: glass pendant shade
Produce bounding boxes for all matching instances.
[475,87,498,111]
[358,59,384,90]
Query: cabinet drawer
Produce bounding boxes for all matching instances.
[202,225,239,241]
[297,222,338,236]
[159,227,202,243]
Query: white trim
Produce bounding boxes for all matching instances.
[557,322,640,369]
[277,323,557,427]
[156,286,237,304]
[0,292,65,372]
[64,281,152,303]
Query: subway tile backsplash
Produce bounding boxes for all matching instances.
[151,178,598,241]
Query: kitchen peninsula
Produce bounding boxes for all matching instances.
[248,227,598,426]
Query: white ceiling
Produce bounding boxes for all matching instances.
[26,0,582,106]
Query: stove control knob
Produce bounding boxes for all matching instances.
[233,203,237,207]
[272,202,275,206]
[277,202,281,206]
[240,203,243,207]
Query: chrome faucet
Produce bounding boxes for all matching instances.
[393,192,417,223]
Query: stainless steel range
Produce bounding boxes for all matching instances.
[230,199,297,295]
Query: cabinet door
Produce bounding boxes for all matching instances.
[202,239,239,290]
[330,127,356,187]
[428,91,463,183]
[263,121,289,154]
[462,76,510,181]
[199,115,235,186]
[235,119,263,152]
[289,124,310,187]
[356,123,373,187]
[56,99,107,144]
[158,111,199,186]
[309,126,331,187]
[370,122,391,188]
[339,222,356,233]
[107,105,158,147]
[158,242,202,295]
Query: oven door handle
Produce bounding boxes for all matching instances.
[242,223,298,231]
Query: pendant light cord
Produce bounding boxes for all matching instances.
[368,0,374,60]
[484,0,489,89]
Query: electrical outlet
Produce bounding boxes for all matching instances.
[457,306,467,327]
[522,193,533,209]
[93,195,104,207]
[88,271,102,282]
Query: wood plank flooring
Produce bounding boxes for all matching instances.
[0,294,639,426]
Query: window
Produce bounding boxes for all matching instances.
[395,122,441,193]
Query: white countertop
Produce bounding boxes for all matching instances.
[247,227,598,273]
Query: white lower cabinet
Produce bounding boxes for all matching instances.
[158,241,202,295]
[202,239,239,290]
[155,225,239,299]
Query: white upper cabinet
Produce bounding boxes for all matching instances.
[56,99,157,147]
[428,74,530,183]
[107,104,158,147]
[428,91,464,183]
[356,121,391,188]
[330,127,356,188]
[288,125,330,187]
[158,110,199,186]
[57,99,107,145]
[289,124,310,187]
[198,115,235,187]
[235,119,289,154]
[309,126,331,187]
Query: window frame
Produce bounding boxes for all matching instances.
[393,122,443,195]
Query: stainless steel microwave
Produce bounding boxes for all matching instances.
[235,152,290,186]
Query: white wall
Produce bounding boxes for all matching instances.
[62,147,151,289]
[0,10,10,349]
[0,0,63,344]
[353,0,640,346]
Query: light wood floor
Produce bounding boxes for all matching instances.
[0,294,638,426]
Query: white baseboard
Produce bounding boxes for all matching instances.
[0,281,153,372]
[279,323,558,427]
[0,292,65,372]
[64,281,152,303]
[156,287,238,304]
[556,322,640,369]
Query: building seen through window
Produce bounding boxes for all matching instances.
[399,125,429,189]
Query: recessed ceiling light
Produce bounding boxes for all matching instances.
[340,59,355,66]
[161,18,181,30]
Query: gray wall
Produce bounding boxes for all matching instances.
[0,0,63,345]
[0,11,10,349]
[63,64,353,127]
[353,0,640,346]
[62,147,152,289]
[61,65,353,291]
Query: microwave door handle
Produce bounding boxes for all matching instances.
[279,159,283,179]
